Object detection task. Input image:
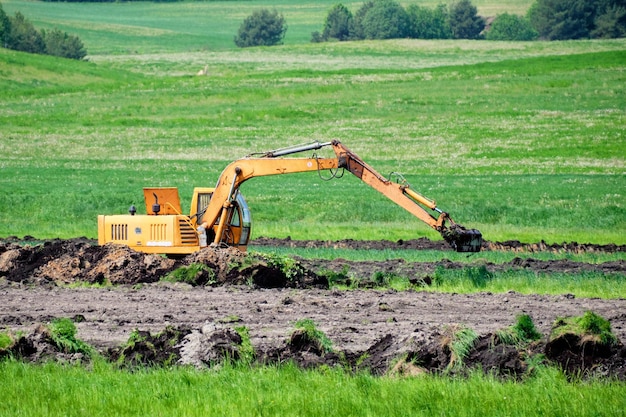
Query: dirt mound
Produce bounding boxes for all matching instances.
[0,239,176,285]
[1,237,624,289]
[0,324,89,365]
[545,315,626,380]
[3,312,626,380]
[252,237,626,253]
[0,238,328,288]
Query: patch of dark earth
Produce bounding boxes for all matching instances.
[0,236,625,379]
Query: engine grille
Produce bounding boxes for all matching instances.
[150,223,167,242]
[179,219,197,245]
[110,224,128,241]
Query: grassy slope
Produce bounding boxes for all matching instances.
[0,1,624,244]
[1,44,624,244]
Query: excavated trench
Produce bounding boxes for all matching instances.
[0,236,625,379]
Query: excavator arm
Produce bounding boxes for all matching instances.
[199,140,482,252]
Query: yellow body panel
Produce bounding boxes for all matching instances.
[97,213,200,255]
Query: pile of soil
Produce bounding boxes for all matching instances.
[3,319,625,380]
[1,237,624,287]
[252,236,626,254]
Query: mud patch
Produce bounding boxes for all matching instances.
[252,237,626,254]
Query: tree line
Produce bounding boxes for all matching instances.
[0,2,87,59]
[236,0,626,47]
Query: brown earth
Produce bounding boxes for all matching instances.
[1,236,625,379]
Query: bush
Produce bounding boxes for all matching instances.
[486,13,538,41]
[351,0,375,40]
[42,28,87,60]
[407,3,452,39]
[448,0,485,39]
[0,2,10,48]
[359,0,410,40]
[234,8,287,48]
[320,3,353,41]
[7,11,45,54]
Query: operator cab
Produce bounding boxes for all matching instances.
[191,187,252,249]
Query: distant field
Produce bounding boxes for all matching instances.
[2,0,534,53]
[0,1,624,245]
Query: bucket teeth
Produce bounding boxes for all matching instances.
[442,225,483,252]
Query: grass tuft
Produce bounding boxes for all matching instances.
[292,318,334,354]
[48,317,94,356]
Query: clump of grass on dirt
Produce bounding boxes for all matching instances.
[496,314,543,346]
[234,326,255,365]
[162,263,216,286]
[48,317,94,356]
[0,331,14,351]
[551,311,618,346]
[291,319,334,354]
[262,253,306,284]
[441,324,479,372]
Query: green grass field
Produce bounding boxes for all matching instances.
[1,40,624,244]
[0,2,625,414]
[1,360,625,417]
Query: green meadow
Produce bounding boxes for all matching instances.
[1,360,625,417]
[0,31,624,243]
[1,1,626,415]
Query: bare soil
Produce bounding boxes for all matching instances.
[1,236,625,379]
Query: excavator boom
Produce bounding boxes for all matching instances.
[199,140,482,252]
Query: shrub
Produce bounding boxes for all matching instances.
[486,13,538,41]
[351,0,375,40]
[359,0,410,40]
[407,3,452,39]
[7,11,45,54]
[42,28,87,60]
[448,0,485,39]
[320,3,353,41]
[234,8,287,48]
[0,2,10,48]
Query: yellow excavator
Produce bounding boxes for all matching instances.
[98,140,482,254]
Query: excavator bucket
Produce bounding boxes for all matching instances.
[442,224,483,252]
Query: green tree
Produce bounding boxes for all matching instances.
[351,0,375,40]
[321,3,353,41]
[0,2,11,48]
[42,28,87,60]
[407,3,452,39]
[234,9,287,48]
[527,0,596,40]
[8,11,44,53]
[360,0,410,39]
[485,13,538,41]
[448,0,485,39]
[591,1,626,38]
